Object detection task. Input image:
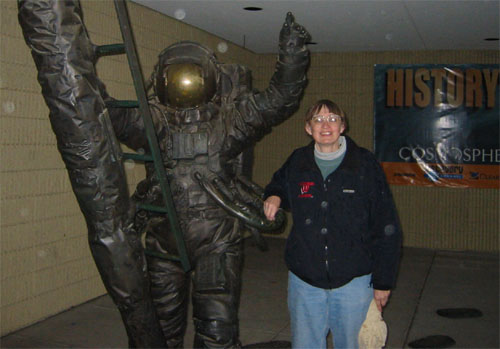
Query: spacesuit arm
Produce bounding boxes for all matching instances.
[107,103,149,152]
[224,13,310,158]
[252,12,311,125]
[94,79,149,152]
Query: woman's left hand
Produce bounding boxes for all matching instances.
[374,289,391,312]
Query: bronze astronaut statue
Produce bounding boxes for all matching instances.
[19,0,310,347]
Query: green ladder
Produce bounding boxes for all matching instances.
[95,0,191,272]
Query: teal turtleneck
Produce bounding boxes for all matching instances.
[314,136,347,179]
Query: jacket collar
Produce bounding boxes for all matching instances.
[300,135,361,174]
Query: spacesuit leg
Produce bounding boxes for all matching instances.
[146,243,190,348]
[191,223,243,348]
[18,1,165,347]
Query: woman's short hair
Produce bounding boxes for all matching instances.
[305,99,348,132]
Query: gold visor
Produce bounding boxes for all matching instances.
[164,63,215,108]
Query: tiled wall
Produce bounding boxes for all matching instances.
[1,0,498,336]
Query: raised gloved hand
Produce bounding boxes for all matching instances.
[254,11,310,116]
[279,12,311,55]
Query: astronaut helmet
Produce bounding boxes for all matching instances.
[155,41,219,109]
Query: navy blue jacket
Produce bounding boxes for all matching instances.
[264,136,402,290]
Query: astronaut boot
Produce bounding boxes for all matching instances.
[193,319,241,348]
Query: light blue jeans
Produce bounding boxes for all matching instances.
[288,272,373,349]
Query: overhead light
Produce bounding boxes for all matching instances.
[484,37,499,41]
[243,7,263,11]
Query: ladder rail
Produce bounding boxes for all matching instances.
[113,0,191,271]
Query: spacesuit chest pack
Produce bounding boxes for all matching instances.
[156,62,252,210]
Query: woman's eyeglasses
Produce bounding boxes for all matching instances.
[311,114,342,124]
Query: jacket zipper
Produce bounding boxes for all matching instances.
[323,181,332,287]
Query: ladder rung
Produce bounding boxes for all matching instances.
[95,44,125,58]
[138,204,168,213]
[144,249,181,262]
[122,152,153,162]
[106,100,139,108]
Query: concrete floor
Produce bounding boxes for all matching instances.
[1,238,498,348]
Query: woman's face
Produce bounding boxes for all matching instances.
[305,105,345,153]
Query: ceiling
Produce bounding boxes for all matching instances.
[131,0,499,54]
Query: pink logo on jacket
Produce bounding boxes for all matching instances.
[298,182,315,198]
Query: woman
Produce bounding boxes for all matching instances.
[263,99,402,348]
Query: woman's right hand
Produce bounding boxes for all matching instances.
[263,195,282,221]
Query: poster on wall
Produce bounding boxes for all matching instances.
[374,64,499,188]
